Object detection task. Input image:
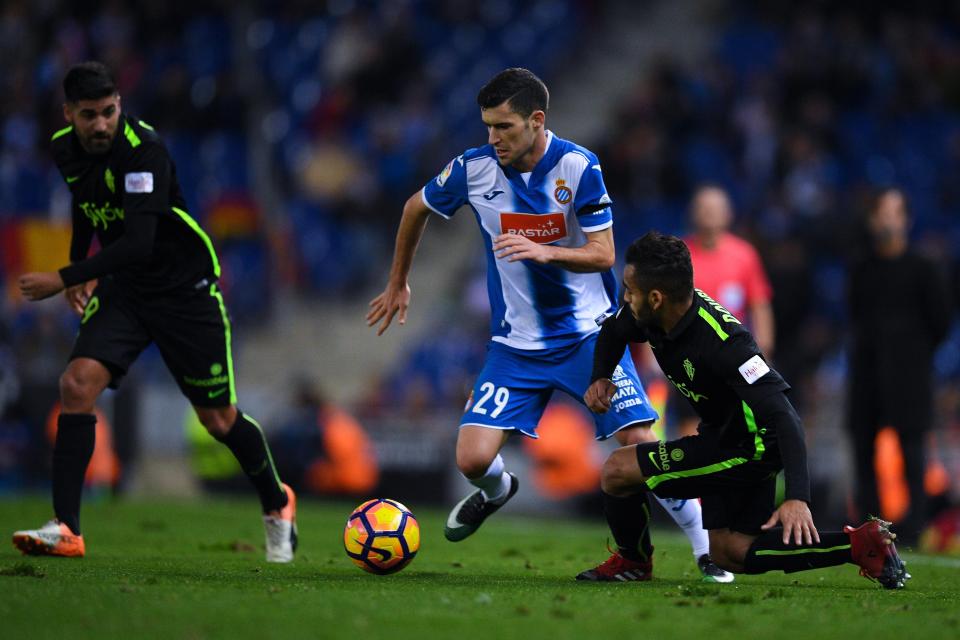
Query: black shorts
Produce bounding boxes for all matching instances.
[70,276,236,408]
[635,435,781,535]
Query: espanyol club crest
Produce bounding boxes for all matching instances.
[554,179,572,205]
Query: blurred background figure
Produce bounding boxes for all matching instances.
[685,184,774,354]
[670,184,774,437]
[846,188,953,543]
[270,378,378,497]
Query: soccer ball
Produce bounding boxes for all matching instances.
[343,498,420,574]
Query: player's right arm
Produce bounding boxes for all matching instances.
[585,307,644,413]
[368,154,469,335]
[366,191,432,336]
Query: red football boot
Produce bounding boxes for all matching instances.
[576,548,653,582]
[844,517,908,589]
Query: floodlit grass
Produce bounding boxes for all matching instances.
[1,496,957,639]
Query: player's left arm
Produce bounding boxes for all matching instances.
[494,153,616,273]
[493,226,614,273]
[713,335,816,544]
[749,391,818,545]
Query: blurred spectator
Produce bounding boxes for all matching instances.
[270,378,378,497]
[847,188,953,542]
[685,184,775,352]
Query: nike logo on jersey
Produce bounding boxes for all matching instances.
[66,175,80,184]
[207,387,228,399]
[483,190,504,200]
[592,164,602,171]
[648,451,662,471]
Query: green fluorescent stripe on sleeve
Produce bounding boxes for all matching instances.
[208,284,237,405]
[742,401,766,460]
[645,457,748,491]
[123,121,141,147]
[51,125,74,141]
[697,307,729,341]
[755,544,851,556]
[171,206,220,277]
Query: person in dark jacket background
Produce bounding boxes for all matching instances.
[847,188,953,543]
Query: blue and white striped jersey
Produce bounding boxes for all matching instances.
[422,131,619,350]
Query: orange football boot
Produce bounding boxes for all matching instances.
[12,520,85,557]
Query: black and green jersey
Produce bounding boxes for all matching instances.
[592,289,811,502]
[53,115,219,294]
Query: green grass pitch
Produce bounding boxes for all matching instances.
[1,496,958,639]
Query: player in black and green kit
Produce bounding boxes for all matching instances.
[13,61,297,562]
[576,231,908,589]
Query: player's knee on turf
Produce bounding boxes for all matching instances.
[196,406,238,439]
[708,529,750,573]
[600,448,643,496]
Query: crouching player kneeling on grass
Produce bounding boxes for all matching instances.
[577,231,908,589]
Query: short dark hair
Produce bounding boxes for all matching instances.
[477,68,549,118]
[625,231,694,301]
[63,62,117,103]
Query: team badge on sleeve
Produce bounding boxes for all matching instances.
[125,172,154,193]
[436,155,463,187]
[738,355,770,385]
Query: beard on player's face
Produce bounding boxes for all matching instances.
[631,294,659,328]
[68,96,121,155]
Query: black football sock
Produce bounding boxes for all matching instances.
[216,411,288,513]
[743,531,853,574]
[603,490,654,562]
[52,413,96,535]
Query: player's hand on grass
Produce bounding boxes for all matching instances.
[762,499,820,545]
[584,378,617,414]
[366,282,411,336]
[64,280,96,315]
[493,233,552,264]
[19,272,66,302]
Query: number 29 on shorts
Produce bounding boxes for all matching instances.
[471,382,509,418]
